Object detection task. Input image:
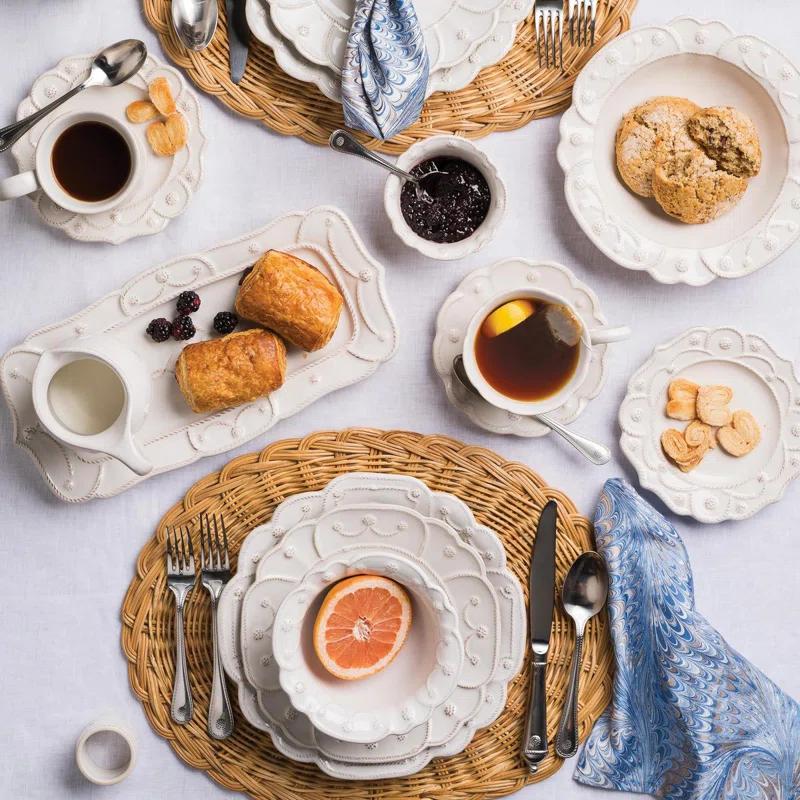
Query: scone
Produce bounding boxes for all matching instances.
[652,147,747,224]
[615,96,701,197]
[687,106,761,178]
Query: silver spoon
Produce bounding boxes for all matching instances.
[555,551,609,759]
[0,40,147,154]
[451,355,611,465]
[171,0,219,51]
[329,128,443,204]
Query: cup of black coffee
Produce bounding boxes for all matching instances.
[0,110,139,213]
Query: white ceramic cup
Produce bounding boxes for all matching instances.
[75,714,137,786]
[0,110,139,213]
[462,288,631,416]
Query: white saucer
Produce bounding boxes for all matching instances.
[11,52,206,244]
[557,16,800,286]
[433,258,613,437]
[620,326,800,523]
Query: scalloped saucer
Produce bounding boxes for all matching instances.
[557,17,800,286]
[10,52,206,244]
[620,326,800,523]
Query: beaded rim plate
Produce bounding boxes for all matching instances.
[10,53,205,244]
[620,326,800,522]
[557,16,800,286]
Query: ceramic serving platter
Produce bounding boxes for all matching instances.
[620,326,800,523]
[0,207,398,502]
[433,258,613,436]
[11,53,206,244]
[557,16,800,286]
[217,472,525,779]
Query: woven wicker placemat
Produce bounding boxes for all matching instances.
[122,429,613,799]
[141,0,637,153]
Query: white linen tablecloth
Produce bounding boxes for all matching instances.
[0,1,798,797]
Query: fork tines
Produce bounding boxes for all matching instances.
[534,1,563,70]
[199,512,230,573]
[166,525,195,575]
[569,0,596,47]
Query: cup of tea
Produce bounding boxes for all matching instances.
[461,289,630,416]
[0,110,139,213]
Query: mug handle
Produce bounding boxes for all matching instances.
[108,437,153,477]
[0,170,39,201]
[588,325,631,345]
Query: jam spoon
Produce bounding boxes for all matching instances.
[452,355,611,465]
[0,40,147,153]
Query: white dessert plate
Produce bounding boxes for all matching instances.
[557,16,800,286]
[217,472,524,779]
[10,52,205,244]
[0,207,398,502]
[433,258,614,436]
[620,326,800,523]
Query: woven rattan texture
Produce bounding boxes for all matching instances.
[141,0,637,153]
[122,429,613,799]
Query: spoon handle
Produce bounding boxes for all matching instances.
[536,414,611,466]
[555,631,584,758]
[329,129,418,184]
[0,83,86,153]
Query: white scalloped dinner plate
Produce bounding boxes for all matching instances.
[557,16,800,286]
[620,327,800,523]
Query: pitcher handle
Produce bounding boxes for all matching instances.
[109,438,153,476]
[588,325,631,345]
[0,170,39,201]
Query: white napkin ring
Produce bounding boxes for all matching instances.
[75,714,137,785]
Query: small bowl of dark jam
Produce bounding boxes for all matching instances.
[384,135,507,260]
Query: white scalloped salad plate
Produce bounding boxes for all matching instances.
[557,16,800,286]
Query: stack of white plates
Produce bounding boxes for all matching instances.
[244,0,534,103]
[218,472,525,779]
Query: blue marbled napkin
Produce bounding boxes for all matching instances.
[575,478,800,800]
[341,0,429,140]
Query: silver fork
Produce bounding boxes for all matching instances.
[569,0,596,47]
[166,526,195,725]
[534,0,564,70]
[199,512,234,740]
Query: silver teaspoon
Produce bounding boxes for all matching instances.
[329,129,443,204]
[171,0,219,51]
[555,551,609,759]
[0,40,147,154]
[451,355,611,465]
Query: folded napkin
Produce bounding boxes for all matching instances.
[575,479,800,800]
[341,0,429,140]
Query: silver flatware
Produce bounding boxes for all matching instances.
[521,499,558,772]
[171,0,219,51]
[569,0,596,47]
[199,512,234,740]
[451,355,611,465]
[0,40,147,154]
[166,526,196,725]
[226,0,249,84]
[555,551,609,758]
[329,128,444,204]
[534,0,563,69]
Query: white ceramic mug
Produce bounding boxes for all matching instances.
[31,337,152,476]
[0,110,140,213]
[462,288,631,416]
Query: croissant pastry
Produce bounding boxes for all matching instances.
[235,250,343,351]
[175,329,286,413]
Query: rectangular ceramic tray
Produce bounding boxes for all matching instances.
[0,206,398,502]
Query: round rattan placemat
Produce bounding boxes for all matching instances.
[122,429,613,799]
[141,0,637,153]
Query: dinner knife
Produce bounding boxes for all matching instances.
[520,499,558,771]
[226,0,249,84]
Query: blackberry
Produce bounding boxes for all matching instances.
[176,290,201,314]
[238,266,253,285]
[213,311,239,334]
[146,317,172,342]
[172,315,196,341]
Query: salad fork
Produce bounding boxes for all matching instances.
[569,0,596,47]
[534,0,563,70]
[166,526,195,725]
[199,512,234,740]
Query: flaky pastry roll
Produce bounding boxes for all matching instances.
[235,250,343,351]
[175,329,286,414]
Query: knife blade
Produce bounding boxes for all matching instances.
[520,499,558,770]
[226,0,249,84]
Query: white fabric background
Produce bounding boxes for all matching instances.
[1,1,798,798]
